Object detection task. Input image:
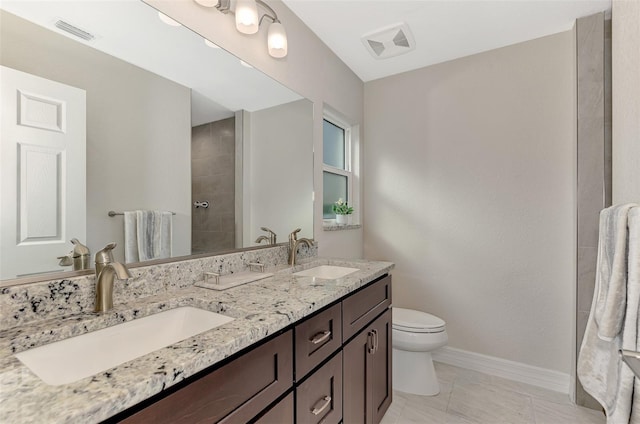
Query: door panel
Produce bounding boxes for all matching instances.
[1,65,86,278]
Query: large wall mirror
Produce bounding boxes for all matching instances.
[0,0,314,284]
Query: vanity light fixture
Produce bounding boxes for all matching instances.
[194,0,288,58]
[235,0,259,34]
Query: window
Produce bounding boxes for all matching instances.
[323,117,352,219]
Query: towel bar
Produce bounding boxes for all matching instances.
[108,211,176,217]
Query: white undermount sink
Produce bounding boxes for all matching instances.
[15,307,234,386]
[293,265,359,279]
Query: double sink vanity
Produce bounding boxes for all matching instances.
[0,250,394,423]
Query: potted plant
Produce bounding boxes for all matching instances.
[332,198,354,225]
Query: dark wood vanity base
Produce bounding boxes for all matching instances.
[106,274,392,424]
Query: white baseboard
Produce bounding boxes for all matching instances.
[432,346,571,394]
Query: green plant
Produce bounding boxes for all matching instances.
[332,198,354,215]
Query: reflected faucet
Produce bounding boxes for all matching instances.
[255,235,270,244]
[255,227,277,245]
[57,238,90,270]
[94,242,132,313]
[70,238,90,270]
[288,228,314,266]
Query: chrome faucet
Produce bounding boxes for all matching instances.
[255,227,277,245]
[288,228,314,266]
[94,242,131,313]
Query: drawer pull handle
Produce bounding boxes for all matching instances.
[310,330,331,345]
[310,395,332,416]
[367,331,375,354]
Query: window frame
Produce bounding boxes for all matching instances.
[322,113,353,220]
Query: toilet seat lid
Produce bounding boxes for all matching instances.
[393,307,445,331]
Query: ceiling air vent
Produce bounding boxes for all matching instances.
[54,20,95,41]
[361,22,415,60]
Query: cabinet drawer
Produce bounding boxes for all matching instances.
[342,275,392,341]
[295,303,342,380]
[120,330,293,424]
[254,392,294,424]
[296,352,343,424]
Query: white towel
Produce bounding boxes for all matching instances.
[578,204,639,423]
[124,210,172,263]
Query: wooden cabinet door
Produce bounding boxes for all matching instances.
[119,331,293,424]
[343,310,392,424]
[254,393,294,424]
[342,275,392,342]
[371,309,392,424]
[296,352,343,424]
[295,303,342,380]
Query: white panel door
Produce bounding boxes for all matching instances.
[1,66,86,279]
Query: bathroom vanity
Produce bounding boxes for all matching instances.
[0,252,393,424]
[113,274,392,424]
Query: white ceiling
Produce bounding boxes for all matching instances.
[1,0,302,125]
[283,0,612,82]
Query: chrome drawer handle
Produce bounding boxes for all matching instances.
[310,395,332,416]
[310,330,331,345]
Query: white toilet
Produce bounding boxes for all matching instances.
[392,307,448,396]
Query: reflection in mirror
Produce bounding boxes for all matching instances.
[0,0,313,283]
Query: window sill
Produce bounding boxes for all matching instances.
[323,221,362,231]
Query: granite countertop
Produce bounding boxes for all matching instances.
[0,257,394,423]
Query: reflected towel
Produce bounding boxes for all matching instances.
[578,204,639,423]
[124,210,172,263]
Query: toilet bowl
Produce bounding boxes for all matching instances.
[392,307,448,396]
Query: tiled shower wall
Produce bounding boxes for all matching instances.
[575,13,612,409]
[191,117,236,254]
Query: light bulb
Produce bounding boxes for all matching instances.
[268,21,287,58]
[235,0,259,34]
[158,12,181,27]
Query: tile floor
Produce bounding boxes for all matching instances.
[381,362,605,424]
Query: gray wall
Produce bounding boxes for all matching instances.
[612,0,640,203]
[0,11,191,262]
[191,118,236,254]
[364,30,577,377]
[242,100,314,247]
